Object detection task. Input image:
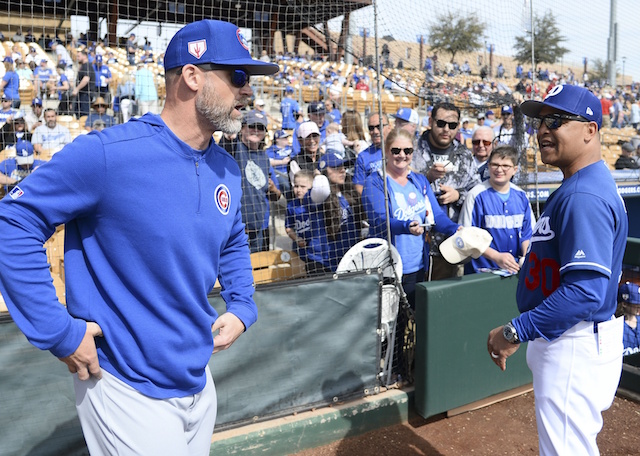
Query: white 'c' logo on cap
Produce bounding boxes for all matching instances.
[188,40,207,59]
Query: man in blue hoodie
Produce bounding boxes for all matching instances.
[0,20,278,455]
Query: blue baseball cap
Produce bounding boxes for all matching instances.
[3,56,13,64]
[164,19,279,75]
[393,107,419,124]
[96,54,103,63]
[501,105,513,115]
[285,86,294,93]
[15,140,34,165]
[520,84,602,129]
[619,282,640,305]
[308,101,325,114]
[31,97,43,106]
[318,152,345,171]
[274,130,290,140]
[242,110,268,127]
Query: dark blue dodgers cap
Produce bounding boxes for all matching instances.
[242,110,268,127]
[619,282,640,305]
[318,152,345,171]
[520,84,602,129]
[164,20,279,76]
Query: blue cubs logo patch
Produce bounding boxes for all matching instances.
[215,184,230,215]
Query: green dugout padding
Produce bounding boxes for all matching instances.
[414,273,532,419]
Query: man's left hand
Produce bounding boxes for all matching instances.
[212,313,246,354]
[487,326,520,371]
[437,185,460,205]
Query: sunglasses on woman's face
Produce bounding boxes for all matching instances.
[390,147,414,155]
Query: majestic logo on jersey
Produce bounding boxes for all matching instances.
[530,216,555,243]
[237,30,249,50]
[9,186,24,199]
[214,184,230,215]
[188,40,207,59]
[574,249,586,259]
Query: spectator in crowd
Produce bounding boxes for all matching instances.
[0,94,19,124]
[494,105,516,146]
[15,58,33,84]
[135,62,159,115]
[611,96,624,129]
[619,282,640,356]
[1,57,21,108]
[362,128,459,307]
[362,128,460,377]
[459,118,474,142]
[600,93,612,129]
[55,63,73,115]
[285,170,314,265]
[324,99,342,124]
[353,112,392,194]
[614,142,640,170]
[266,129,293,194]
[24,46,39,65]
[10,44,22,63]
[304,152,363,274]
[72,50,96,117]
[485,110,499,128]
[473,112,488,131]
[392,108,419,138]
[126,33,137,65]
[320,122,355,157]
[31,108,72,155]
[24,97,44,132]
[11,29,25,43]
[288,121,321,184]
[459,145,535,274]
[0,20,274,454]
[411,101,480,280]
[0,140,44,186]
[253,98,278,126]
[116,70,136,123]
[50,41,72,68]
[471,126,494,182]
[93,55,113,104]
[630,97,640,130]
[280,86,300,130]
[292,101,328,155]
[235,110,281,253]
[341,110,369,155]
[355,78,369,91]
[34,58,54,99]
[0,115,31,149]
[85,97,115,132]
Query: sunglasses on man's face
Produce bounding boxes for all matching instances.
[246,124,266,132]
[532,114,590,130]
[472,139,492,147]
[177,64,250,88]
[390,147,413,155]
[368,123,389,132]
[434,119,459,130]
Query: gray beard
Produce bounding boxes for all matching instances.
[195,82,244,135]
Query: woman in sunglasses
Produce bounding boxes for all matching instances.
[362,128,459,308]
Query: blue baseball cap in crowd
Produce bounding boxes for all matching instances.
[308,101,325,114]
[3,56,13,64]
[486,110,494,116]
[31,97,43,106]
[242,110,268,127]
[96,54,103,63]
[274,130,290,140]
[393,107,419,124]
[318,152,345,171]
[619,282,640,305]
[501,105,513,115]
[520,84,602,129]
[15,140,34,166]
[285,86,294,93]
[164,19,279,75]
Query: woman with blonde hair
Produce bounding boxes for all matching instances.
[341,109,369,155]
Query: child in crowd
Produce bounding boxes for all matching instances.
[618,281,640,356]
[285,171,314,264]
[266,130,294,194]
[320,122,355,156]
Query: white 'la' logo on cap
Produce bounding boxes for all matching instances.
[188,40,207,59]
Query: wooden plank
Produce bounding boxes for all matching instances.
[446,383,533,418]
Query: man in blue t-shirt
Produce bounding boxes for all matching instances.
[280,86,300,130]
[353,112,391,194]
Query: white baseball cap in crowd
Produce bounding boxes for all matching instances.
[297,121,320,138]
[255,98,265,107]
[440,227,493,265]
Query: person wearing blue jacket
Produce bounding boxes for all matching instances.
[362,128,459,307]
[0,20,278,455]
